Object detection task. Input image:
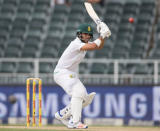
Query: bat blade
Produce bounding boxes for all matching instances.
[84,2,101,25]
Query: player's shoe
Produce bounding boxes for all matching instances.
[55,111,68,126]
[68,120,88,129]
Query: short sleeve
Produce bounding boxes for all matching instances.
[70,38,86,51]
[78,42,85,51]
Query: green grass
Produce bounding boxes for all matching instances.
[0,125,160,131]
[0,129,49,131]
[0,129,68,131]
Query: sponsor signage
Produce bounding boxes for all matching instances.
[0,85,160,124]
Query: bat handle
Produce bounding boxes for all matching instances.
[96,19,102,25]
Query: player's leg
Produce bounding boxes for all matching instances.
[54,70,83,126]
[54,75,88,128]
[54,70,92,128]
[68,80,88,129]
[54,69,96,121]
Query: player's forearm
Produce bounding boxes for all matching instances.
[97,37,105,49]
[93,37,105,49]
[80,43,97,51]
[80,37,105,51]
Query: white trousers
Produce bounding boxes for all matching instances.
[54,69,88,100]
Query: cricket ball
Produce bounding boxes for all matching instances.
[129,17,134,23]
[8,95,17,104]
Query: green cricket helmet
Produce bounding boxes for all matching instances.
[77,23,93,35]
[77,23,93,42]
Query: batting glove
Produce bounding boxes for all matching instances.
[100,27,111,39]
[97,22,111,38]
[97,21,107,33]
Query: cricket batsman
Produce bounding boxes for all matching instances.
[53,21,111,129]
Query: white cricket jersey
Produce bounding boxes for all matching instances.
[55,37,86,72]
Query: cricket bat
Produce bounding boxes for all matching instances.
[84,2,101,25]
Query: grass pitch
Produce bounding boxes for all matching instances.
[0,125,160,131]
